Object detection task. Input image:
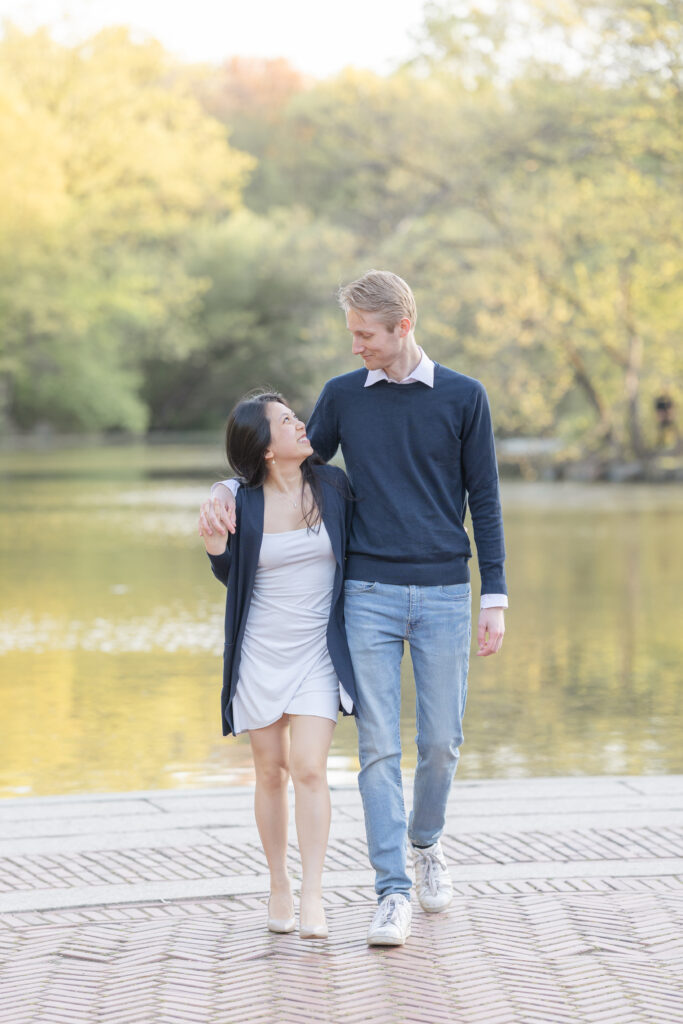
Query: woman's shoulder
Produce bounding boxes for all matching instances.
[234,482,263,530]
[313,462,348,486]
[313,463,353,506]
[311,460,345,478]
[236,482,263,502]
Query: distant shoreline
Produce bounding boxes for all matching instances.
[4,433,682,483]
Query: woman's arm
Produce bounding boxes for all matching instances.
[200,497,233,586]
[337,470,354,544]
[320,464,354,544]
[199,482,238,538]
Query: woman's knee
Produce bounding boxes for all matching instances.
[289,757,327,790]
[254,760,289,792]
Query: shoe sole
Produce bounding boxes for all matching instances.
[268,919,296,933]
[367,928,411,947]
[418,899,453,913]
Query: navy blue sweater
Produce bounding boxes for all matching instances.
[306,365,507,593]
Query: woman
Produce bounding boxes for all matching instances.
[199,391,356,940]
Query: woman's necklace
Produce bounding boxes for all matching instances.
[269,486,301,509]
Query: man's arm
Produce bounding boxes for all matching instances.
[199,497,233,586]
[199,481,238,538]
[305,383,340,463]
[461,382,508,656]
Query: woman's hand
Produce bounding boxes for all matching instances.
[199,498,232,555]
[199,485,236,534]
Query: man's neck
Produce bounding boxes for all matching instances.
[382,340,422,382]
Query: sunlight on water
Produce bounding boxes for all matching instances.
[0,443,681,796]
[0,608,223,655]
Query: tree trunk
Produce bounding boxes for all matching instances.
[619,255,646,459]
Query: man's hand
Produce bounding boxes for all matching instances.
[199,498,231,556]
[198,484,236,541]
[476,607,505,657]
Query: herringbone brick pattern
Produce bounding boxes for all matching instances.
[1,891,682,1024]
[3,827,682,894]
[2,778,682,1021]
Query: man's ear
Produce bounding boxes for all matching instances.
[398,317,412,338]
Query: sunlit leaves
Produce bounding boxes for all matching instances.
[0,26,253,432]
[1,3,680,456]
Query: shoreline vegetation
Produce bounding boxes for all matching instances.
[0,431,682,483]
[0,1,681,465]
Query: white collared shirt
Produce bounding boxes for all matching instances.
[364,347,436,388]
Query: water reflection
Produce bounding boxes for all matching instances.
[0,445,681,796]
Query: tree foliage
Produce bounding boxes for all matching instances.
[1,2,681,459]
[0,26,251,432]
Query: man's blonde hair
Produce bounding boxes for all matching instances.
[338,270,417,331]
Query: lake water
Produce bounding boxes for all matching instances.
[1,441,681,797]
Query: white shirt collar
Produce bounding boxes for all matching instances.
[364,347,435,388]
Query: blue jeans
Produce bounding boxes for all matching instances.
[343,580,471,901]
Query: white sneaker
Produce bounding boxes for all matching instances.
[367,894,412,946]
[412,840,454,913]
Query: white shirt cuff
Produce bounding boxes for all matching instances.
[211,478,240,498]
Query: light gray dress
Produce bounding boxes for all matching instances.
[231,523,353,734]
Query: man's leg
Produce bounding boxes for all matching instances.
[408,582,471,849]
[343,581,411,902]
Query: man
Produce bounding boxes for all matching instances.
[201,270,507,946]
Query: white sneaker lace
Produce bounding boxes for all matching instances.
[417,848,446,896]
[377,895,405,926]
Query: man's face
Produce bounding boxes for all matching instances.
[346,308,407,372]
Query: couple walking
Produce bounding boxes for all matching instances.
[199,270,507,945]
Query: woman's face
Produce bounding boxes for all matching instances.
[264,401,313,466]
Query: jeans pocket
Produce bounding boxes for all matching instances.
[439,583,471,599]
[343,579,377,594]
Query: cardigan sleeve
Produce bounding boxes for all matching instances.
[205,498,240,586]
[206,547,231,587]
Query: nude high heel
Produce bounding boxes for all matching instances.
[267,894,295,934]
[299,918,328,940]
[299,894,328,939]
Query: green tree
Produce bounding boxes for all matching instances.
[142,208,356,430]
[0,26,252,433]
[250,1,682,459]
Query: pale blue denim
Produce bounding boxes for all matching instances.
[343,580,471,901]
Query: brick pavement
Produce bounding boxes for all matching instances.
[1,775,682,1023]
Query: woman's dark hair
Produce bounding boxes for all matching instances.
[225,390,324,529]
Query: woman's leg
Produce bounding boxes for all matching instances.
[248,716,292,920]
[288,714,336,931]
